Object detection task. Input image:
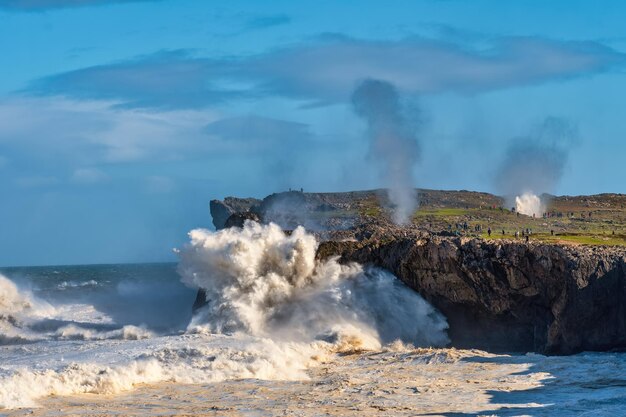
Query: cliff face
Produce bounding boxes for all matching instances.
[205,191,626,354]
[318,232,626,354]
[210,191,361,231]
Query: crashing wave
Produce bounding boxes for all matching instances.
[0,222,449,409]
[177,221,449,351]
[0,274,55,345]
[53,324,153,341]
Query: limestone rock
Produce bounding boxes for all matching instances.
[318,230,626,354]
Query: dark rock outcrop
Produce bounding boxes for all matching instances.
[209,197,261,229]
[318,228,626,354]
[211,191,362,231]
[204,191,626,354]
[224,211,261,229]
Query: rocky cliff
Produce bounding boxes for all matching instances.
[205,191,626,354]
[210,197,261,229]
[318,224,626,354]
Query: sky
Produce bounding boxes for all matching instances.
[1,0,626,266]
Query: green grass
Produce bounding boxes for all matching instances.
[480,232,626,246]
[319,190,626,247]
[542,234,626,246]
[361,206,382,217]
[413,208,472,217]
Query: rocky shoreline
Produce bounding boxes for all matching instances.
[317,225,626,354]
[207,191,626,354]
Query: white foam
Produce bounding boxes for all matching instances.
[52,303,114,325]
[54,324,153,341]
[515,192,544,217]
[0,333,322,409]
[0,274,56,344]
[0,222,450,409]
[177,221,449,350]
[57,280,99,290]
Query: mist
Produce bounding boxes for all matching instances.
[495,117,577,210]
[351,79,420,224]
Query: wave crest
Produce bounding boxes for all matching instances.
[0,274,55,344]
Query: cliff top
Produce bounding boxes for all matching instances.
[211,189,626,247]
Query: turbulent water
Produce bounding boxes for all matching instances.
[1,222,625,415]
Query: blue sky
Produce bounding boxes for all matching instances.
[1,0,626,266]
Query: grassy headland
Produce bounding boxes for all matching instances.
[356,190,626,246]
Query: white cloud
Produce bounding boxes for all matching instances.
[28,36,625,109]
[0,96,219,164]
[0,95,322,195]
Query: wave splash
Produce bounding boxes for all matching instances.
[515,192,544,217]
[178,221,449,351]
[0,274,55,344]
[0,222,449,409]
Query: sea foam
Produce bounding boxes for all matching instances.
[0,274,56,344]
[0,222,449,408]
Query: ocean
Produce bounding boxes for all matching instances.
[1,222,625,416]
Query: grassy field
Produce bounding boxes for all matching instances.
[357,190,626,246]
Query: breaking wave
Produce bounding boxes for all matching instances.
[56,280,99,290]
[0,334,319,409]
[53,324,153,341]
[0,222,449,409]
[0,274,55,344]
[178,221,449,351]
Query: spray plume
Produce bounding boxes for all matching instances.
[495,117,577,215]
[177,221,449,350]
[351,79,420,224]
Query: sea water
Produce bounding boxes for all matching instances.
[0,222,625,416]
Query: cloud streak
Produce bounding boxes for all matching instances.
[27,50,244,110]
[0,96,314,192]
[27,36,625,109]
[204,115,310,147]
[0,96,217,165]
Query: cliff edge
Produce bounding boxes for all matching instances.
[204,190,626,354]
[318,224,626,354]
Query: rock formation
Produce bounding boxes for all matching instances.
[209,197,261,229]
[318,222,626,354]
[201,190,626,354]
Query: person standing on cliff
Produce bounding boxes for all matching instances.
[487,227,492,237]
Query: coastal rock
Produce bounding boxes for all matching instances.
[209,197,261,229]
[318,229,626,354]
[205,191,626,354]
[224,212,261,229]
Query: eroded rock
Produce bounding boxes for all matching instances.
[318,229,626,354]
